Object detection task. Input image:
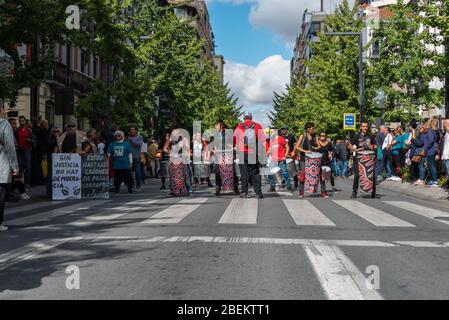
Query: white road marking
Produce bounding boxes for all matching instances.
[334,200,415,227]
[276,191,294,197]
[384,201,449,226]
[218,198,258,224]
[283,200,336,226]
[141,198,209,224]
[81,236,449,248]
[5,201,60,215]
[6,200,110,226]
[1,235,448,271]
[0,237,84,271]
[303,244,383,300]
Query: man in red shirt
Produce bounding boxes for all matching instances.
[233,112,266,198]
[16,116,32,185]
[267,125,292,192]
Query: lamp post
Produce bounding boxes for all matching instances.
[325,31,365,126]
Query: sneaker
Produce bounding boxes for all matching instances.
[298,192,304,198]
[351,192,357,199]
[430,182,439,187]
[0,225,8,231]
[134,188,142,192]
[392,176,402,181]
[321,192,330,198]
[20,193,31,200]
[414,180,425,186]
[269,186,276,192]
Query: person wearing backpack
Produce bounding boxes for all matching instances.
[233,112,266,198]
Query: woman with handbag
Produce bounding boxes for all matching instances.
[408,125,426,185]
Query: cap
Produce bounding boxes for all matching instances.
[67,120,76,127]
[243,112,252,119]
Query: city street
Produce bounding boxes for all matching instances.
[1,178,449,300]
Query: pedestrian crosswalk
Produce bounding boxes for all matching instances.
[6,196,449,230]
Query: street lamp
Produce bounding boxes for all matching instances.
[325,31,365,126]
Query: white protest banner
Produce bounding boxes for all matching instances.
[52,153,82,200]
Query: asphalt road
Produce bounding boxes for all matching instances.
[1,177,449,300]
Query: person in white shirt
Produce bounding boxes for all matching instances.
[141,140,149,184]
[381,127,393,179]
[438,120,449,188]
[97,137,106,154]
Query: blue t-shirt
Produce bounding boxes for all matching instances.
[391,133,409,155]
[108,141,131,169]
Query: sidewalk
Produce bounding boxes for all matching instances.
[344,175,449,202]
[377,179,449,201]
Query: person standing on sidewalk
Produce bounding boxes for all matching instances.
[46,127,60,197]
[349,122,378,199]
[233,112,266,199]
[422,121,439,186]
[439,120,449,188]
[127,126,143,192]
[0,102,20,231]
[16,116,32,186]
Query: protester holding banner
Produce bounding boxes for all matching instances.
[349,122,378,199]
[0,102,20,231]
[108,130,134,194]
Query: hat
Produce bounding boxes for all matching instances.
[67,120,76,127]
[243,112,252,119]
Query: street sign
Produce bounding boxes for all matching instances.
[343,113,356,131]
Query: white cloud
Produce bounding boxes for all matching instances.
[224,55,290,127]
[207,0,356,45]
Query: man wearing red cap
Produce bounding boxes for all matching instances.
[233,112,266,198]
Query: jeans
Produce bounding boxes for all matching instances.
[382,151,392,177]
[18,150,31,185]
[444,160,449,180]
[418,157,426,181]
[132,157,142,188]
[184,164,193,193]
[426,154,438,183]
[268,160,291,188]
[333,159,340,177]
[338,160,349,177]
[114,169,133,192]
[0,184,7,225]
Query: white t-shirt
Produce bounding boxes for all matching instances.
[442,134,449,160]
[382,133,393,150]
[98,142,105,154]
[141,142,148,154]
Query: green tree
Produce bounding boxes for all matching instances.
[367,0,441,124]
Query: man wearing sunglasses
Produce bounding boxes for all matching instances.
[56,121,85,154]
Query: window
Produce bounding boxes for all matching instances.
[311,22,321,36]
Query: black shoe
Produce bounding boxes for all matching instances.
[269,186,275,192]
[160,185,166,190]
[351,192,357,199]
[240,193,248,198]
[208,182,214,187]
[257,194,264,199]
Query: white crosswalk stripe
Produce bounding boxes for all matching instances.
[6,200,110,226]
[141,198,209,224]
[303,243,383,300]
[283,200,336,226]
[218,198,258,224]
[384,201,449,226]
[334,200,415,227]
[276,190,294,197]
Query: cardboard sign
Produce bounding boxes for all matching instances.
[81,154,110,199]
[52,153,82,200]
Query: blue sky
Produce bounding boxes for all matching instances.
[204,0,353,127]
[207,2,291,66]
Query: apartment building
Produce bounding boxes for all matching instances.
[290,0,348,81]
